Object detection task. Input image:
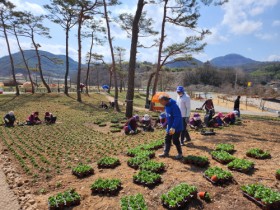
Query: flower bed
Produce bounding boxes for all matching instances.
[97,157,120,169]
[276,170,280,180]
[227,158,254,173]
[204,166,233,185]
[182,155,209,167]
[215,143,235,154]
[48,189,81,210]
[246,148,271,159]
[91,178,121,195]
[161,183,197,209]
[127,156,150,169]
[133,170,162,187]
[211,151,235,164]
[72,164,94,178]
[120,194,148,210]
[241,184,280,210]
[139,160,165,173]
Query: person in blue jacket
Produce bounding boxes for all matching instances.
[158,95,183,160]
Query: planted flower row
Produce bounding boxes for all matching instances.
[48,189,81,210]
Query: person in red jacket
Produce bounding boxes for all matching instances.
[124,115,139,135]
[26,112,42,125]
[201,97,214,114]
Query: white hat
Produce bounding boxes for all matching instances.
[143,114,150,121]
[9,111,14,116]
[233,110,238,115]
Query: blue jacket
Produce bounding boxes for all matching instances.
[165,98,183,133]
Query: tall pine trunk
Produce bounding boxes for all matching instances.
[126,0,145,118]
[64,27,70,95]
[151,0,168,101]
[13,27,34,93]
[85,31,94,95]
[103,0,120,111]
[1,13,19,95]
[31,34,51,93]
[145,72,155,106]
[76,12,83,102]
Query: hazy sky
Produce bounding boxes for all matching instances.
[1,0,280,63]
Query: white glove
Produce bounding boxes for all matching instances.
[169,128,175,135]
[129,130,135,134]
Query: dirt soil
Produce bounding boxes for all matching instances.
[0,144,20,210]
[31,119,280,210]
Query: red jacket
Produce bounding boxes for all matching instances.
[125,117,138,131]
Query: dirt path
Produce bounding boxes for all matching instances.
[0,146,20,210]
[103,93,147,112]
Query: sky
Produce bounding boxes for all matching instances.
[1,0,280,63]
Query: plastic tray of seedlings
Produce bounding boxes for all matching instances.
[139,140,165,150]
[204,166,234,185]
[48,189,81,210]
[91,178,122,195]
[133,170,162,188]
[120,193,148,210]
[139,160,165,173]
[246,148,271,159]
[241,184,280,210]
[127,156,150,169]
[276,170,280,180]
[211,151,235,164]
[126,148,155,158]
[215,143,235,154]
[227,158,254,174]
[97,157,120,169]
[161,183,197,210]
[182,155,209,167]
[72,164,94,178]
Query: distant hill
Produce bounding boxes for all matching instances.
[165,58,203,68]
[210,54,260,67]
[0,50,79,77]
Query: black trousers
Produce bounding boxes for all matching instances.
[181,117,191,143]
[164,132,182,155]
